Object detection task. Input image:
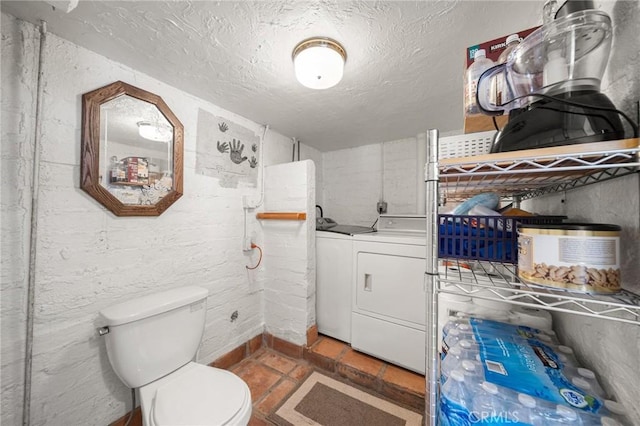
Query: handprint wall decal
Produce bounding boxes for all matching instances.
[217,141,229,153]
[196,110,259,187]
[229,139,248,164]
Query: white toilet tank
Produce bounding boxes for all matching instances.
[99,286,208,388]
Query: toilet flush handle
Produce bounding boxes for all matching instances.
[97,326,110,336]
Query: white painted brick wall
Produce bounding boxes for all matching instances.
[318,2,640,422]
[321,137,422,226]
[523,2,640,422]
[299,144,323,208]
[322,143,382,226]
[261,160,315,345]
[1,14,39,426]
[383,138,419,215]
[0,13,309,426]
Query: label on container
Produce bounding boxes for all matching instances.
[518,231,620,294]
[558,238,617,264]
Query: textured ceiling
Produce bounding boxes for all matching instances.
[2,1,544,151]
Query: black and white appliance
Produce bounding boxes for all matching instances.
[476,5,637,153]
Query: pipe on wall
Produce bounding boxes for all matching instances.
[23,20,48,426]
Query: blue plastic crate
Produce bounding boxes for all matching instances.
[438,214,566,264]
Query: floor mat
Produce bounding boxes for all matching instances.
[269,371,423,426]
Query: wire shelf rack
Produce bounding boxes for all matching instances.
[438,259,640,325]
[439,138,640,201]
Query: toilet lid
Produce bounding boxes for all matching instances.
[152,364,249,426]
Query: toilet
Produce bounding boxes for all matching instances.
[99,286,252,426]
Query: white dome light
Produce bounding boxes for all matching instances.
[137,121,172,142]
[293,38,347,90]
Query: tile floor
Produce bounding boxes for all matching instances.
[233,334,427,425]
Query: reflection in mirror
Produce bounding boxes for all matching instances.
[81,81,183,216]
[99,96,174,205]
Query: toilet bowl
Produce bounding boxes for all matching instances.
[98,286,252,426]
[141,362,252,426]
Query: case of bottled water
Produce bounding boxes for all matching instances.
[439,317,630,425]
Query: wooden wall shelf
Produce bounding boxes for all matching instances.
[256,212,307,221]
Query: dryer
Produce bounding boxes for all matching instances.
[351,215,427,374]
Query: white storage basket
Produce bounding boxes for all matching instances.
[439,131,496,159]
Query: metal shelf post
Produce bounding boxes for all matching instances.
[425,129,439,425]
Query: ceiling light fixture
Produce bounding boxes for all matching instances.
[292,37,347,90]
[137,121,172,142]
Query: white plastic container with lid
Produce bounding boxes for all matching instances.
[464,49,495,114]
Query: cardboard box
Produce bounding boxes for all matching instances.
[121,157,150,184]
[464,114,509,134]
[464,26,540,133]
[465,26,540,68]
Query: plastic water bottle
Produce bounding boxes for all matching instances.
[442,329,473,359]
[512,393,545,426]
[460,359,483,382]
[571,377,602,400]
[442,316,470,340]
[438,294,473,346]
[540,404,584,425]
[464,49,495,114]
[600,416,624,426]
[495,34,521,107]
[602,400,630,426]
[440,370,473,425]
[565,367,606,399]
[498,34,521,64]
[440,346,463,384]
[452,339,480,357]
[555,345,579,366]
[440,346,479,384]
[470,381,508,424]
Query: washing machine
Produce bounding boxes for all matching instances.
[350,215,428,374]
[316,225,375,343]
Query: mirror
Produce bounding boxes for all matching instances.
[81,81,183,216]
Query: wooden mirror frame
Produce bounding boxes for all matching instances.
[81,81,184,216]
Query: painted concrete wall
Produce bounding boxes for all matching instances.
[262,160,316,345]
[0,13,313,426]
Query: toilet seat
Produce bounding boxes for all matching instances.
[149,362,251,426]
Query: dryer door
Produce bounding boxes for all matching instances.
[353,242,425,326]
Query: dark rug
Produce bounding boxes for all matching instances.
[269,371,423,426]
